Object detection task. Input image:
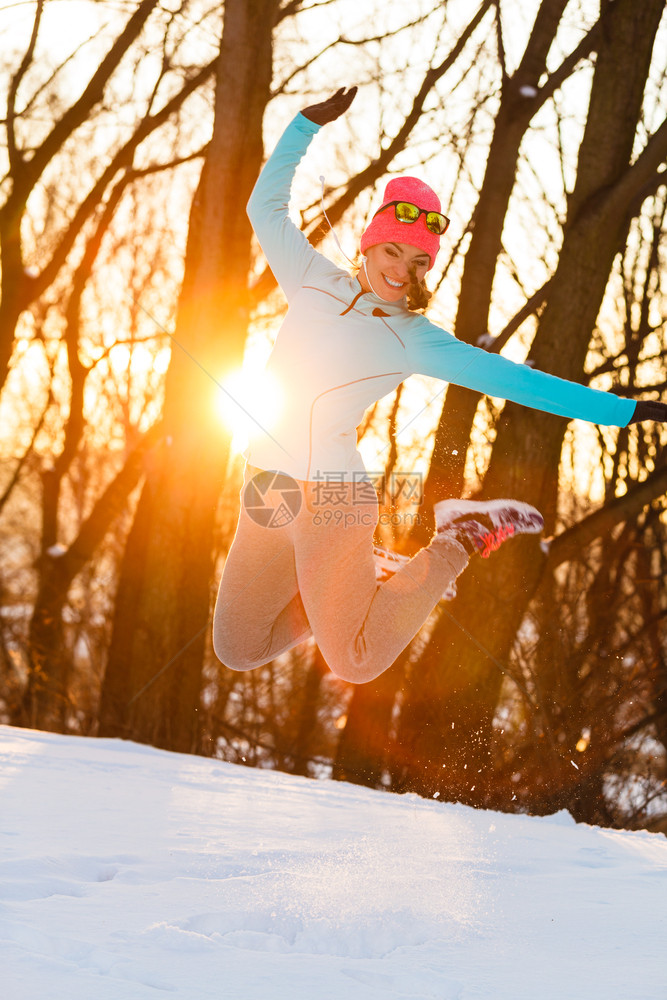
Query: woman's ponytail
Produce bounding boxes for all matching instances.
[406,269,432,312]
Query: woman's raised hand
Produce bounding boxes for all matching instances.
[301,87,357,126]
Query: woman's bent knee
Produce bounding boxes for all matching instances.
[212,625,259,673]
[320,652,385,685]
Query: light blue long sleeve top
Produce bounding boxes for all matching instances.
[244,113,634,482]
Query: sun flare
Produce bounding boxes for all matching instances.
[217,366,283,455]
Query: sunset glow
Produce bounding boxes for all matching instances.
[217,366,283,455]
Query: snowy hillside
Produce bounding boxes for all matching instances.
[1,725,666,1000]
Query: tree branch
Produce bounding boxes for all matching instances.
[272,14,434,97]
[528,2,611,109]
[57,423,163,590]
[0,389,50,513]
[611,116,667,217]
[29,59,216,304]
[546,463,667,569]
[6,0,44,172]
[16,0,160,200]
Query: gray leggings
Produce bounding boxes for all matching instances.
[213,467,468,684]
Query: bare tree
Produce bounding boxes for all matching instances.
[0,0,218,727]
[98,0,280,750]
[1,0,215,387]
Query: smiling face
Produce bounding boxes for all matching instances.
[357,242,430,302]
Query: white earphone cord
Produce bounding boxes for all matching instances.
[319,175,381,297]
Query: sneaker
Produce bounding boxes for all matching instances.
[373,545,458,601]
[434,498,544,559]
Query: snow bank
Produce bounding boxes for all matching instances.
[1,725,665,999]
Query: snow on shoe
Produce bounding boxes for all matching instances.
[373,545,457,601]
[373,545,410,583]
[433,498,544,559]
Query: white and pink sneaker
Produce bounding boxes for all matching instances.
[434,498,544,559]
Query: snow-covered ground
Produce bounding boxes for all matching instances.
[1,725,666,1000]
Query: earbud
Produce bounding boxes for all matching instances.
[360,254,367,262]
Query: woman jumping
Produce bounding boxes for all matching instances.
[213,87,666,685]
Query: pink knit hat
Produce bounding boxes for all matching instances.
[360,176,442,270]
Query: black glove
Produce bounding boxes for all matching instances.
[302,86,357,126]
[629,399,667,423]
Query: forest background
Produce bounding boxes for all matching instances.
[1,0,666,833]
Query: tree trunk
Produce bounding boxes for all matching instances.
[98,0,279,752]
[416,0,579,524]
[333,651,408,787]
[288,647,328,778]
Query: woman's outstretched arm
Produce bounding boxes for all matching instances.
[246,87,357,300]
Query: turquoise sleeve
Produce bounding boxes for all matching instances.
[408,319,636,427]
[247,113,341,300]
